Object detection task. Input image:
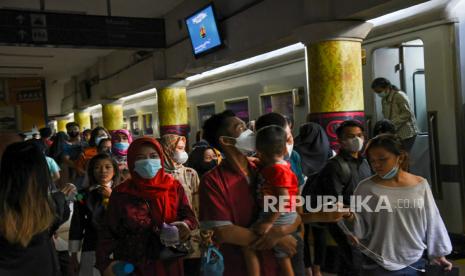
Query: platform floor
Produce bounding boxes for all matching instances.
[56,203,465,276]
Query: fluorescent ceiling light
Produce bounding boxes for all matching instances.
[186,43,305,82]
[120,88,157,102]
[86,104,101,113]
[367,1,441,27]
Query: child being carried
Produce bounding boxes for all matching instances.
[243,125,298,276]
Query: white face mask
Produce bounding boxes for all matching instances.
[342,137,364,153]
[95,136,108,146]
[234,129,256,155]
[376,89,389,98]
[286,143,294,157]
[173,151,189,164]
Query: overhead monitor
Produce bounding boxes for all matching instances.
[185,4,223,57]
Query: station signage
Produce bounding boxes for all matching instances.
[0,9,165,48]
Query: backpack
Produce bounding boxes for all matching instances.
[301,155,351,209]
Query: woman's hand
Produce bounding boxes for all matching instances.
[171,221,191,242]
[99,186,112,198]
[432,256,453,271]
[68,253,80,276]
[60,183,77,199]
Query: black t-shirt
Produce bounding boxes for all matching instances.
[0,232,60,276]
[319,151,372,204]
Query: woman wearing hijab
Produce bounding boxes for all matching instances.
[159,134,200,217]
[96,137,197,276]
[294,122,333,276]
[186,146,218,178]
[111,129,133,182]
[159,134,202,275]
[294,122,333,178]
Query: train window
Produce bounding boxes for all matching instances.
[130,116,140,136]
[197,103,215,128]
[224,98,249,123]
[260,91,294,122]
[142,113,153,135]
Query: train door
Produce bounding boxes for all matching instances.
[260,90,295,123]
[372,39,437,193]
[142,113,153,135]
[122,117,128,130]
[129,115,140,137]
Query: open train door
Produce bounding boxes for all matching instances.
[372,40,433,189]
[368,27,465,235]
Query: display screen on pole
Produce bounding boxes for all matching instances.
[185,4,222,57]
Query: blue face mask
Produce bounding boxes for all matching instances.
[380,163,399,180]
[114,142,129,151]
[134,159,162,179]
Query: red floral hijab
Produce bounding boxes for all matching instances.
[116,137,179,223]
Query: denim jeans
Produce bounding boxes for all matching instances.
[361,257,426,276]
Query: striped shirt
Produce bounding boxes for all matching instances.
[382,91,419,139]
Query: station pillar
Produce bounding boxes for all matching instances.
[74,110,91,131]
[102,101,124,131]
[157,87,189,137]
[57,116,71,132]
[295,21,372,148]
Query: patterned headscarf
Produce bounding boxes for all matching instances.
[159,134,186,172]
[111,129,133,156]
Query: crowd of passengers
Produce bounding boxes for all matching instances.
[0,78,454,276]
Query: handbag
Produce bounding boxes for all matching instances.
[424,265,459,276]
[158,241,193,260]
[201,245,224,276]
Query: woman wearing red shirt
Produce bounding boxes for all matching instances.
[96,137,197,276]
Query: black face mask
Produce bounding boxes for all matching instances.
[199,159,218,173]
[68,131,79,138]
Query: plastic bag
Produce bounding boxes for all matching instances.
[201,245,224,276]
